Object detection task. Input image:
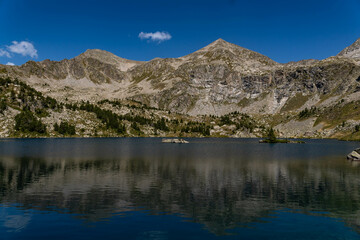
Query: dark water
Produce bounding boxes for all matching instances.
[0,138,360,239]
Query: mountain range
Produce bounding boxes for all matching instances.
[1,37,360,139]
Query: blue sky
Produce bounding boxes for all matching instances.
[0,0,359,65]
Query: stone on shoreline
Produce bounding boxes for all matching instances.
[347,148,360,161]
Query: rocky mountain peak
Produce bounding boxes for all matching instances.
[337,37,360,59]
[76,49,143,71]
[197,38,244,53]
[77,49,126,62]
[181,39,278,68]
[206,38,232,47]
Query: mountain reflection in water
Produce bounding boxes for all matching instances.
[0,138,360,237]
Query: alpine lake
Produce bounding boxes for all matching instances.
[1,138,360,240]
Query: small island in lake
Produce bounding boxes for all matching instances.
[162,138,189,144]
[259,128,305,144]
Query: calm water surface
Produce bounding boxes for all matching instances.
[0,138,360,239]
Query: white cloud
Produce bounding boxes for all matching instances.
[7,41,38,58]
[0,49,11,58]
[138,31,172,43]
[6,62,15,66]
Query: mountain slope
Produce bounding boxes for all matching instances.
[1,38,360,139]
[128,39,360,116]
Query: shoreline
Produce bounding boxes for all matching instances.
[0,136,352,142]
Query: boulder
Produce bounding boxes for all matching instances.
[162,138,189,144]
[347,148,360,161]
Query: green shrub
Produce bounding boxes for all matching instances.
[355,124,360,132]
[266,127,277,142]
[15,111,47,134]
[0,100,6,113]
[154,118,169,131]
[220,115,232,125]
[298,107,317,119]
[54,121,76,135]
[79,101,126,134]
[131,122,140,131]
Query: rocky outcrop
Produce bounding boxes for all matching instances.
[347,148,360,161]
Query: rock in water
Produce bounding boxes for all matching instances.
[162,139,189,144]
[347,148,360,161]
